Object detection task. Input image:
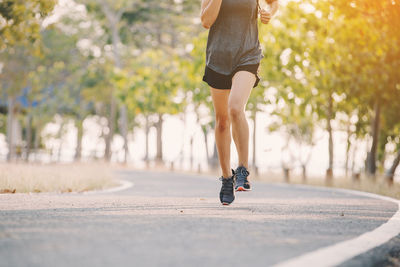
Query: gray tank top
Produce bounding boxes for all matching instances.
[205,0,263,75]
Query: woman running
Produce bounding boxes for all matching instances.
[200,0,278,205]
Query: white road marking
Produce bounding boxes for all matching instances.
[84,179,134,194]
[273,184,400,267]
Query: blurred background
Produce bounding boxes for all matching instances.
[0,0,399,193]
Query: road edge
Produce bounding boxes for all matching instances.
[0,179,134,197]
[83,179,134,195]
[272,182,400,267]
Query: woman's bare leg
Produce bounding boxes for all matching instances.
[228,71,256,169]
[210,88,231,178]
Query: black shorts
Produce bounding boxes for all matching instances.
[202,64,260,90]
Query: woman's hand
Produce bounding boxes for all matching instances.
[260,9,272,24]
[259,0,278,25]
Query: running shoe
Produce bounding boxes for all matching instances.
[219,170,235,205]
[235,166,251,191]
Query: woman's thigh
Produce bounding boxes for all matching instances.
[229,71,256,110]
[210,87,230,118]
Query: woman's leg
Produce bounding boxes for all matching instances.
[210,88,231,178]
[228,71,256,169]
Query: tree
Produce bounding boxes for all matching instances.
[79,0,133,162]
[0,0,57,161]
[122,49,181,164]
[259,0,397,180]
[0,0,56,50]
[180,32,217,169]
[331,0,400,177]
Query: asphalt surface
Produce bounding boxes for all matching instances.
[0,170,399,267]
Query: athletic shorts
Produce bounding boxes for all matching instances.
[202,64,260,90]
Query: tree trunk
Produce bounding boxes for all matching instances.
[351,140,358,174]
[108,6,130,165]
[6,96,15,162]
[110,16,129,164]
[345,120,351,177]
[100,3,123,163]
[252,109,258,175]
[302,164,307,181]
[100,0,123,69]
[210,119,219,170]
[366,99,381,176]
[74,119,84,161]
[104,97,116,162]
[326,93,334,179]
[201,125,210,165]
[33,124,41,162]
[210,142,219,169]
[144,115,150,165]
[57,121,65,162]
[386,149,400,182]
[25,111,32,162]
[111,31,121,67]
[179,112,187,168]
[155,113,163,163]
[283,166,290,182]
[190,136,194,170]
[119,105,129,164]
[300,147,313,182]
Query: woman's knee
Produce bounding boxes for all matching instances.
[228,104,243,120]
[215,115,230,131]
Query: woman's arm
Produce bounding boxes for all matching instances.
[200,0,223,29]
[269,0,279,16]
[260,0,279,25]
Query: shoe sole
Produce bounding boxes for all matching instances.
[236,186,252,191]
[221,197,235,205]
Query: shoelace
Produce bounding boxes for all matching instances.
[220,177,234,194]
[236,167,249,183]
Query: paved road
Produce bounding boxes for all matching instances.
[0,170,399,267]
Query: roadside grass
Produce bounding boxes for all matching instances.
[254,172,400,200]
[0,163,118,194]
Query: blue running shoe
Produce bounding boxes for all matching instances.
[219,170,235,205]
[235,166,251,191]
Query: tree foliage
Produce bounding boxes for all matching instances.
[0,0,57,50]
